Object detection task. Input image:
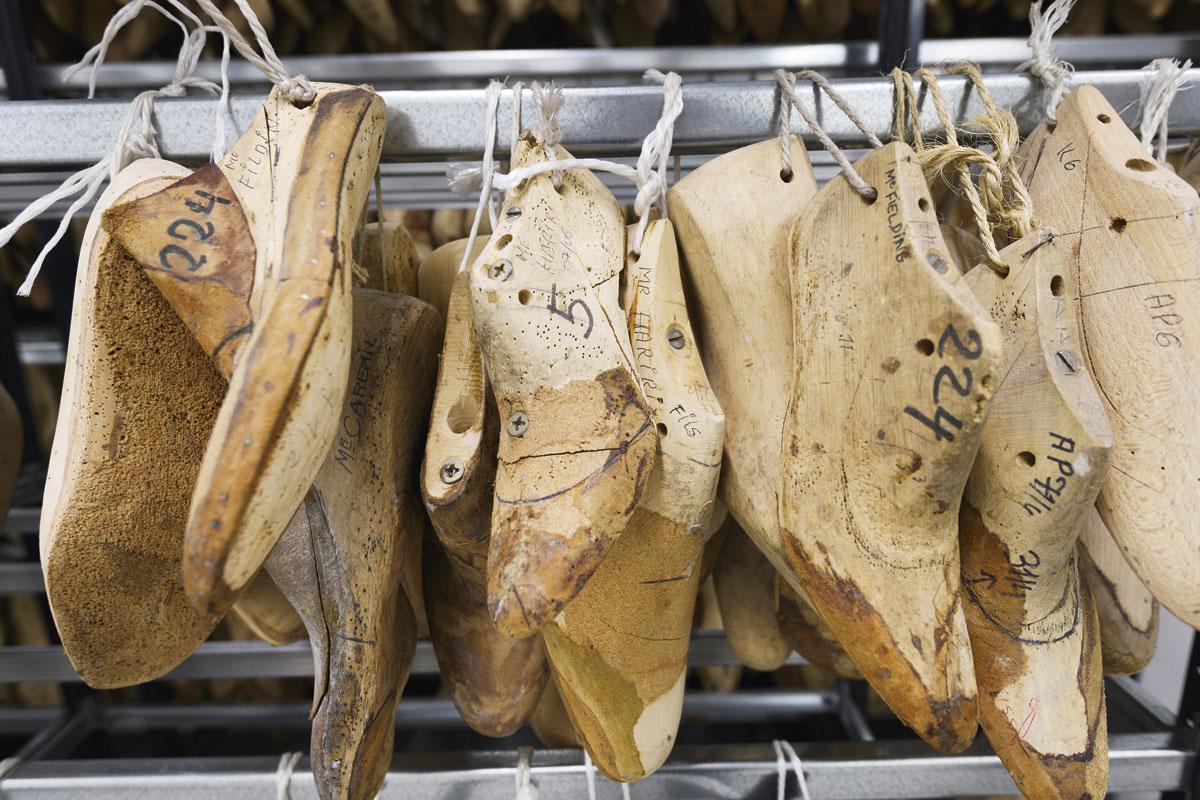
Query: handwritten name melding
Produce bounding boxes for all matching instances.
[884,168,907,263]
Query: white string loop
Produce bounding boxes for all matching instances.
[456,80,506,273]
[0,756,20,800]
[621,782,633,799]
[452,72,684,263]
[583,750,598,800]
[630,69,683,253]
[515,746,539,800]
[192,0,314,103]
[1139,58,1192,165]
[274,751,302,800]
[1018,0,1077,123]
[775,69,877,202]
[775,740,813,800]
[532,81,565,188]
[0,5,231,296]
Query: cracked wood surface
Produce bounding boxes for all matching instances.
[780,142,1000,752]
[668,136,818,596]
[40,159,226,688]
[1079,505,1159,676]
[961,231,1112,799]
[110,84,387,615]
[469,132,655,638]
[421,271,548,737]
[1019,86,1200,631]
[542,220,725,782]
[265,289,438,800]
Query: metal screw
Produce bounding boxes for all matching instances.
[489,259,513,281]
[439,458,464,484]
[1056,350,1078,373]
[506,206,522,218]
[667,326,685,350]
[507,411,529,437]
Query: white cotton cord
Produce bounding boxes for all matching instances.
[63,0,197,96]
[510,81,524,163]
[621,782,632,800]
[192,0,313,103]
[515,746,539,800]
[0,756,20,800]
[778,741,813,800]
[794,70,884,149]
[274,751,302,800]
[630,69,683,255]
[777,70,797,180]
[1,4,229,296]
[773,741,787,800]
[1139,58,1192,165]
[583,750,598,800]
[532,81,565,188]
[1018,0,1077,123]
[775,69,877,202]
[458,80,506,273]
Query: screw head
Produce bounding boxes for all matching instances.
[489,259,513,281]
[439,458,464,484]
[667,325,686,350]
[507,411,529,437]
[505,206,522,218]
[1055,350,1079,374]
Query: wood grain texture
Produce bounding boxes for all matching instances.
[360,220,420,296]
[266,289,438,800]
[695,577,742,692]
[41,159,225,688]
[781,142,1000,752]
[542,220,725,782]
[711,519,791,672]
[418,238,488,329]
[1019,85,1200,631]
[468,133,655,638]
[1079,505,1158,676]
[421,271,548,736]
[230,571,306,646]
[180,85,384,615]
[776,580,859,678]
[668,136,817,596]
[961,232,1112,798]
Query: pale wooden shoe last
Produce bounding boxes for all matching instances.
[469,133,655,638]
[41,159,224,688]
[1020,85,1200,631]
[542,219,725,782]
[781,142,1000,752]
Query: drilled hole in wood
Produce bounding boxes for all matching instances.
[1050,275,1064,296]
[447,396,479,435]
[1125,158,1156,172]
[918,197,930,212]
[1017,451,1036,467]
[1111,217,1128,233]
[779,168,794,183]
[916,339,935,356]
[518,289,532,305]
[497,234,513,249]
[657,422,668,437]
[1097,113,1111,124]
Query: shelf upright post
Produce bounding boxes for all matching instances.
[877,0,926,73]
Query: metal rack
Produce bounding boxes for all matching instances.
[2,19,1200,800]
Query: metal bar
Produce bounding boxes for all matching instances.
[0,562,43,595]
[0,0,40,101]
[0,707,63,736]
[0,631,804,684]
[1110,675,1180,731]
[9,36,1200,95]
[0,70,1192,168]
[2,506,39,535]
[92,690,838,735]
[0,733,1189,799]
[836,681,875,742]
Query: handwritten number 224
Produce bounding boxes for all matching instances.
[903,325,983,443]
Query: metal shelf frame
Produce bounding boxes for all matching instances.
[2,17,1200,796]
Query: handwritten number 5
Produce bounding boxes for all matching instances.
[547,283,594,338]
